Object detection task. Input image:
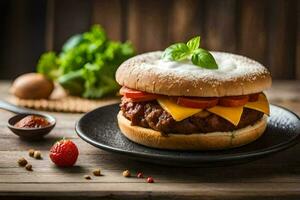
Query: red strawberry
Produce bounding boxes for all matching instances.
[49,139,79,167]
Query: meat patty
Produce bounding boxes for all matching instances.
[120,100,264,134]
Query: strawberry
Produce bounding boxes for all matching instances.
[49,139,79,167]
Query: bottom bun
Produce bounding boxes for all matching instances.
[117,111,268,150]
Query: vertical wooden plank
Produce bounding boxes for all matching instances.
[127,0,171,53]
[267,0,297,79]
[238,0,268,64]
[204,0,237,52]
[91,0,122,41]
[167,0,204,44]
[45,0,55,51]
[53,0,91,51]
[0,0,11,78]
[0,0,47,78]
[296,0,300,79]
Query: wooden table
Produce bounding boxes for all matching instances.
[0,81,299,200]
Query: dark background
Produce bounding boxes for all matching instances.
[0,0,299,80]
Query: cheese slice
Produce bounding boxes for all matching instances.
[207,106,244,126]
[244,93,270,115]
[156,93,270,126]
[206,94,269,126]
[157,98,202,121]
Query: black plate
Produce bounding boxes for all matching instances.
[75,104,300,167]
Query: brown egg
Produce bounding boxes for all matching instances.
[11,73,54,99]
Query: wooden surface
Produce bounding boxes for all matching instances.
[0,81,300,200]
[0,0,299,80]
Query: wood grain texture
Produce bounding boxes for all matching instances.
[238,0,268,65]
[167,0,204,44]
[0,0,46,78]
[45,0,55,51]
[127,0,171,52]
[267,0,297,79]
[0,81,299,199]
[91,0,123,41]
[204,0,237,52]
[53,0,91,51]
[1,183,300,200]
[296,0,300,79]
[1,0,299,80]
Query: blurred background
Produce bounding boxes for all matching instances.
[0,0,299,80]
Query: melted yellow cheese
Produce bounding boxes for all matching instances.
[207,106,244,126]
[157,98,202,121]
[156,94,270,126]
[244,93,270,115]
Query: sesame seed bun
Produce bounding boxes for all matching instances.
[116,51,272,97]
[117,112,267,150]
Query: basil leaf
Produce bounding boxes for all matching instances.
[187,36,200,51]
[162,43,190,61]
[162,36,218,70]
[191,49,218,69]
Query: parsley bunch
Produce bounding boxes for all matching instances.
[162,36,218,69]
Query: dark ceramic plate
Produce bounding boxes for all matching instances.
[76,104,300,167]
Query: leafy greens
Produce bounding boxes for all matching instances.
[37,25,135,98]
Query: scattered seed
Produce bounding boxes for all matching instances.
[33,151,42,159]
[17,157,27,167]
[122,170,131,177]
[93,169,101,176]
[28,149,35,157]
[25,164,33,171]
[137,172,143,178]
[147,177,154,183]
[84,175,91,180]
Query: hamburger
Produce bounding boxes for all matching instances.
[115,37,272,150]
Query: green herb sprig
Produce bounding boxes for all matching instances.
[162,36,218,69]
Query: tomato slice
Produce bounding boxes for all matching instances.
[119,87,144,97]
[176,97,218,109]
[119,87,158,101]
[219,95,249,107]
[122,96,159,102]
[249,93,260,102]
